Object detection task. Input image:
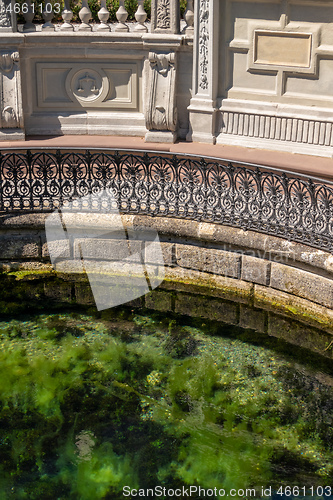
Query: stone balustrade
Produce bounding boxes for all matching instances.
[0,0,194,34]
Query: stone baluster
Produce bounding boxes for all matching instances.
[97,0,110,31]
[22,0,36,32]
[184,0,194,34]
[115,0,129,32]
[78,0,92,31]
[61,0,74,31]
[134,0,148,32]
[42,1,55,30]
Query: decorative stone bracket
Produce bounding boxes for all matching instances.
[0,50,24,139]
[145,51,178,143]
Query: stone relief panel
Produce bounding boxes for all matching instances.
[35,62,139,111]
[145,52,177,140]
[66,68,109,105]
[198,0,209,92]
[0,0,11,28]
[0,50,23,132]
[0,0,17,31]
[151,0,180,34]
[156,0,170,28]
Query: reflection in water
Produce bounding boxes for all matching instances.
[0,306,332,499]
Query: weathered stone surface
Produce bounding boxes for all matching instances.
[254,284,333,334]
[270,262,333,308]
[126,297,144,308]
[42,239,70,259]
[241,254,270,285]
[54,259,151,278]
[0,214,47,229]
[132,216,199,240]
[24,281,45,301]
[175,293,238,323]
[73,238,142,261]
[176,244,241,278]
[163,266,253,303]
[0,236,40,259]
[239,304,266,333]
[75,283,95,305]
[267,313,333,360]
[44,281,72,302]
[145,241,174,266]
[145,289,173,311]
[0,261,53,272]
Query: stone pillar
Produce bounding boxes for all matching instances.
[145,51,178,143]
[151,0,180,34]
[187,0,219,143]
[0,50,24,140]
[0,0,17,32]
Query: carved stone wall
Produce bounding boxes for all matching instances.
[16,34,190,139]
[214,0,333,156]
[187,0,333,155]
[145,51,178,142]
[0,49,24,139]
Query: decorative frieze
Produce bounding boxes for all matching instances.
[145,52,178,142]
[36,62,139,111]
[221,111,333,146]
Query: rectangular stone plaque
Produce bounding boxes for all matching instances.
[254,31,312,68]
[36,62,139,111]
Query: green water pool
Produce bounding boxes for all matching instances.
[0,305,332,499]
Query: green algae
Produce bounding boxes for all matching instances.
[0,308,332,499]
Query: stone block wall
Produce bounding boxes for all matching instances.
[2,212,333,323]
[1,212,333,357]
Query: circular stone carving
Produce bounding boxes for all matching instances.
[65,67,109,105]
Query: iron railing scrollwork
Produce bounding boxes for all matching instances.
[1,148,333,252]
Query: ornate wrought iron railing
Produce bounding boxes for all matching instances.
[1,148,333,252]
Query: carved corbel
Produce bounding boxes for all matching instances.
[145,52,178,143]
[0,51,19,74]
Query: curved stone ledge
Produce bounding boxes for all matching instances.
[2,212,333,274]
[4,266,333,360]
[1,212,333,343]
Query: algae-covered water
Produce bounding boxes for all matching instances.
[0,305,332,499]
